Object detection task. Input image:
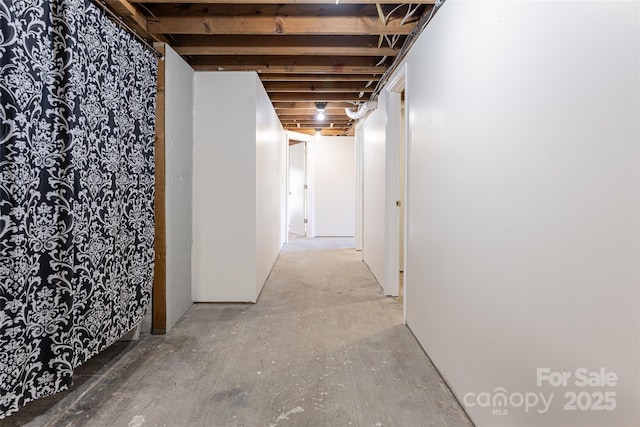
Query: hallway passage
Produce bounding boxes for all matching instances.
[6,237,472,427]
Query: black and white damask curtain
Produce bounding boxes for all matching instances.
[0,0,157,417]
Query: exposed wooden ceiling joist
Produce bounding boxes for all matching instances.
[282,122,353,127]
[191,55,387,65]
[133,0,435,4]
[281,115,353,120]
[260,74,381,82]
[275,109,351,116]
[148,16,415,35]
[269,92,367,102]
[107,0,431,135]
[104,0,169,42]
[263,81,374,92]
[146,4,380,16]
[174,45,398,56]
[105,0,147,28]
[191,65,386,74]
[288,125,350,130]
[273,102,357,109]
[170,34,392,47]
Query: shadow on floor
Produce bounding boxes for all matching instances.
[2,341,140,427]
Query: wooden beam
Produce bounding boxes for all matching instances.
[280,114,352,120]
[192,64,386,74]
[191,54,386,66]
[171,34,383,47]
[260,74,381,82]
[277,109,350,116]
[293,123,351,127]
[152,43,166,335]
[281,121,353,126]
[264,81,373,92]
[270,92,369,102]
[146,4,381,16]
[273,101,356,109]
[105,0,148,28]
[286,127,353,136]
[134,0,435,4]
[148,16,415,35]
[174,45,398,56]
[103,0,169,43]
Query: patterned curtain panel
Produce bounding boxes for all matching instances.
[0,0,157,418]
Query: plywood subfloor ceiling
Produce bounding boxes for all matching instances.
[105,0,436,136]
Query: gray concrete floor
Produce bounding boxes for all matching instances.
[3,236,472,427]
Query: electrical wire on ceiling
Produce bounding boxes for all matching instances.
[348,2,434,122]
[371,0,445,101]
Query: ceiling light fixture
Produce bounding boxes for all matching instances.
[315,128,322,136]
[316,102,327,121]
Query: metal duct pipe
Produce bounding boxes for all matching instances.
[345,100,378,120]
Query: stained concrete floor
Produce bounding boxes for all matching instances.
[4,236,472,427]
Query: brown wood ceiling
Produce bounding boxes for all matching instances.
[105,0,435,136]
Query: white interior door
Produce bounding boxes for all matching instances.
[288,143,306,236]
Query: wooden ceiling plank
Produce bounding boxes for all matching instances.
[104,0,169,43]
[269,87,374,93]
[285,128,353,136]
[264,81,374,92]
[174,46,398,56]
[260,74,381,82]
[148,16,415,35]
[105,0,146,26]
[276,109,350,115]
[133,0,436,4]
[192,65,386,73]
[146,4,381,17]
[281,122,353,126]
[281,119,353,123]
[279,113,352,118]
[270,92,369,102]
[170,34,391,48]
[273,102,356,109]
[191,55,387,67]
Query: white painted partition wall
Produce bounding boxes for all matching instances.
[255,78,287,296]
[192,72,286,302]
[355,122,364,251]
[361,1,640,426]
[310,136,356,237]
[361,94,387,290]
[163,46,194,330]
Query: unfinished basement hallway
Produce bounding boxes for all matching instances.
[6,236,471,427]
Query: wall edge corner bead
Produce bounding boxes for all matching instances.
[0,0,158,418]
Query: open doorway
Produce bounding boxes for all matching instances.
[399,90,406,301]
[288,141,307,237]
[383,64,408,322]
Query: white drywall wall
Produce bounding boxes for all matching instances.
[361,94,387,287]
[164,45,194,330]
[255,76,286,297]
[355,122,364,251]
[192,72,256,302]
[381,1,639,426]
[311,136,356,236]
[192,72,284,302]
